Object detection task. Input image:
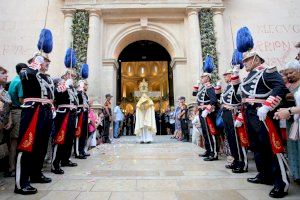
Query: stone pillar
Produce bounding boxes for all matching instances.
[171,58,189,104]
[186,8,202,103]
[213,7,227,78]
[102,59,118,106]
[87,9,102,102]
[62,9,75,50]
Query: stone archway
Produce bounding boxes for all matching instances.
[102,23,187,106]
[106,23,184,59]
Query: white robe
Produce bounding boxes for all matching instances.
[134,94,157,142]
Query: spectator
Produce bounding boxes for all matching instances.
[191,106,201,146]
[113,101,124,138]
[274,61,300,184]
[169,106,175,137]
[0,66,12,175]
[86,99,98,152]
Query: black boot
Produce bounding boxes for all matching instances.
[269,187,288,198]
[51,167,64,174]
[61,160,77,167]
[14,185,37,195]
[30,174,52,184]
[199,151,210,157]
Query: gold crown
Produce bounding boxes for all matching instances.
[139,79,148,93]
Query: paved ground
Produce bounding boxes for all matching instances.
[0,136,300,200]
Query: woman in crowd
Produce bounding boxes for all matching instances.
[190,106,201,146]
[97,108,105,143]
[168,106,175,136]
[86,99,98,152]
[171,104,182,140]
[274,61,300,184]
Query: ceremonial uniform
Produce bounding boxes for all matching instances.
[77,90,89,156]
[74,90,88,158]
[51,79,78,173]
[240,64,289,194]
[15,65,54,193]
[193,81,219,161]
[221,70,248,172]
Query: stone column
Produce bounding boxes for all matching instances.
[87,9,102,101]
[213,7,227,78]
[186,8,202,102]
[171,58,189,103]
[102,59,118,106]
[62,9,75,50]
[187,8,202,80]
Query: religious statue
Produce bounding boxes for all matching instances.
[134,79,157,143]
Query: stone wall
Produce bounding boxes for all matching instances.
[223,0,300,73]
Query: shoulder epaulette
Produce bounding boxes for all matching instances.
[265,66,277,73]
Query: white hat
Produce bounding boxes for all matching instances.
[285,61,300,70]
[223,69,233,75]
[243,51,265,63]
[201,72,211,78]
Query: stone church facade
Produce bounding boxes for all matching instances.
[0,0,299,105]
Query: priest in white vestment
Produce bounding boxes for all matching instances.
[134,79,157,143]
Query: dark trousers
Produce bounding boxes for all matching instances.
[15,104,52,189]
[180,119,189,141]
[245,106,289,190]
[222,109,247,169]
[199,110,218,158]
[103,118,111,143]
[78,111,88,154]
[52,109,76,167]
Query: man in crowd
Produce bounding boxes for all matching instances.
[6,63,27,177]
[15,53,54,195]
[74,80,89,159]
[51,69,79,174]
[193,72,218,161]
[238,51,289,198]
[220,68,248,173]
[113,101,124,139]
[103,94,113,143]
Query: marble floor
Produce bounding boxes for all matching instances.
[0,136,300,200]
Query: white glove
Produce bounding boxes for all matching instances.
[65,79,73,88]
[233,65,239,74]
[257,105,270,121]
[51,106,56,119]
[201,110,208,118]
[234,120,243,127]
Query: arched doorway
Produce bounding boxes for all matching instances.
[117,40,173,135]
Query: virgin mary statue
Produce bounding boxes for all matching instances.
[134,79,157,143]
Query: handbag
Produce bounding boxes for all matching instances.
[216,109,224,128]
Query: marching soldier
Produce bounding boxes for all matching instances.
[51,69,79,174]
[221,68,248,173]
[15,53,54,195]
[193,72,219,161]
[76,80,90,157]
[238,50,289,198]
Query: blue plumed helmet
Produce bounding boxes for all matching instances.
[231,49,244,69]
[81,63,89,79]
[37,29,53,53]
[64,48,77,68]
[236,27,254,53]
[203,55,214,73]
